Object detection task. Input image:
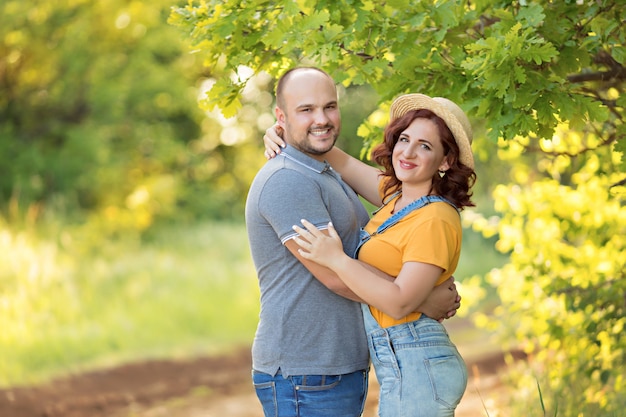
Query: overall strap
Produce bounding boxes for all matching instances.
[354,194,458,258]
[376,195,457,235]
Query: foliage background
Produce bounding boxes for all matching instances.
[1,1,625,416]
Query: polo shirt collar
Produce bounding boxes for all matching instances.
[279,145,331,174]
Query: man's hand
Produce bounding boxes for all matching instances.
[417,277,461,322]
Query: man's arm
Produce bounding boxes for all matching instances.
[415,276,461,321]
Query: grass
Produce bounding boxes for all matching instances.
[0,221,259,387]
[0,220,504,388]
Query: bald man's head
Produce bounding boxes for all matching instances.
[275,67,336,110]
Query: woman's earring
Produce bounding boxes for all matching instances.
[438,170,446,178]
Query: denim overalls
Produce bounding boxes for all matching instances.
[356,195,468,417]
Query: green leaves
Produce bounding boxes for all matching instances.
[462,10,564,142]
[202,77,243,118]
[170,0,623,156]
[300,9,330,31]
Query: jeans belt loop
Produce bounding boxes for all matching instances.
[408,320,420,340]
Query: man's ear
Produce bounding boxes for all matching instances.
[275,107,286,128]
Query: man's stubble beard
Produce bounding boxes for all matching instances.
[285,123,340,156]
[299,138,337,156]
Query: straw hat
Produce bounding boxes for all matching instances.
[389,93,474,169]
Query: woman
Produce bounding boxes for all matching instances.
[266,93,476,416]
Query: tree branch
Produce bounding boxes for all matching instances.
[515,130,617,158]
[610,177,626,189]
[567,50,626,83]
[568,68,626,83]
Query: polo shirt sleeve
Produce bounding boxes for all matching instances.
[258,170,332,244]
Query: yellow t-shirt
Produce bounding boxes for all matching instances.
[357,193,462,328]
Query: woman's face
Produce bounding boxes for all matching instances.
[392,117,449,186]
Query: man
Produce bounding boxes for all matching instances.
[245,67,458,417]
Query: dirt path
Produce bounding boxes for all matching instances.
[0,343,523,417]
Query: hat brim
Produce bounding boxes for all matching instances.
[390,94,474,169]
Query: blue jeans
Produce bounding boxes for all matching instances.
[362,304,467,417]
[252,368,369,417]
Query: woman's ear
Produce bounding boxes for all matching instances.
[438,157,451,173]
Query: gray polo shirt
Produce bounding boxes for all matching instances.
[245,146,370,377]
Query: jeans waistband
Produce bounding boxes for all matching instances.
[365,312,448,339]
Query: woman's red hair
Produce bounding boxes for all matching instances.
[371,109,476,210]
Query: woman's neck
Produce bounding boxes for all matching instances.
[401,182,434,200]
[391,184,434,213]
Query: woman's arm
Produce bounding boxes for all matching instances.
[288,235,458,319]
[294,220,442,320]
[263,125,383,207]
[324,147,383,207]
